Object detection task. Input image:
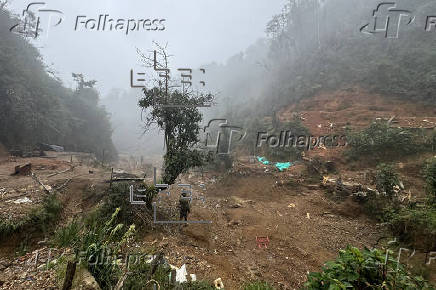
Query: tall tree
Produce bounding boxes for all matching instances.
[138,44,214,184]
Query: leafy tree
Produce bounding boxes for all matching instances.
[139,88,213,184]
[137,45,214,184]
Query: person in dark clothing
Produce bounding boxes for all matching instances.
[179,192,191,221]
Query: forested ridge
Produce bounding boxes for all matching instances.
[0,6,116,160]
[206,0,436,125]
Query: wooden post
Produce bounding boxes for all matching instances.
[61,261,77,290]
[102,149,105,167]
[153,167,157,185]
[170,269,176,287]
[110,168,114,188]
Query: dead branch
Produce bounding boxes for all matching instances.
[106,178,145,183]
[55,174,85,191]
[31,172,54,194]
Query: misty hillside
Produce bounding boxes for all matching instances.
[0,7,116,160]
[206,0,436,124]
[0,0,435,289]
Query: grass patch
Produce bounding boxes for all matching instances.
[242,281,276,290]
[52,219,81,248]
[0,194,62,238]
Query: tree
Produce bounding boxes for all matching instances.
[137,44,214,184]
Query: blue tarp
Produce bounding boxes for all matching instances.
[257,156,270,165]
[256,156,295,171]
[275,162,292,171]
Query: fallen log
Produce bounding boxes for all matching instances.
[31,172,54,194]
[105,178,145,183]
[55,174,85,191]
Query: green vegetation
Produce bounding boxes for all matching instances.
[375,163,399,198]
[424,157,436,203]
[0,193,62,238]
[346,122,421,160]
[354,160,436,259]
[242,281,276,290]
[53,219,81,248]
[0,6,116,160]
[81,208,135,289]
[51,187,217,290]
[389,206,436,251]
[304,246,434,289]
[97,182,158,227]
[139,81,214,184]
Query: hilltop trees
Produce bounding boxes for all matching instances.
[0,5,116,160]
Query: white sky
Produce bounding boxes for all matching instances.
[5,0,286,95]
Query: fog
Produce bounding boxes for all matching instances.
[6,0,285,92]
[4,0,284,157]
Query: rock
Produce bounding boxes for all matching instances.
[72,265,101,290]
[0,259,11,271]
[227,220,241,226]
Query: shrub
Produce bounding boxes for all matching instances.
[123,261,169,289]
[389,206,436,251]
[346,122,420,160]
[122,255,215,289]
[79,208,136,289]
[53,220,81,248]
[97,182,158,228]
[375,163,399,198]
[304,246,434,289]
[424,157,436,203]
